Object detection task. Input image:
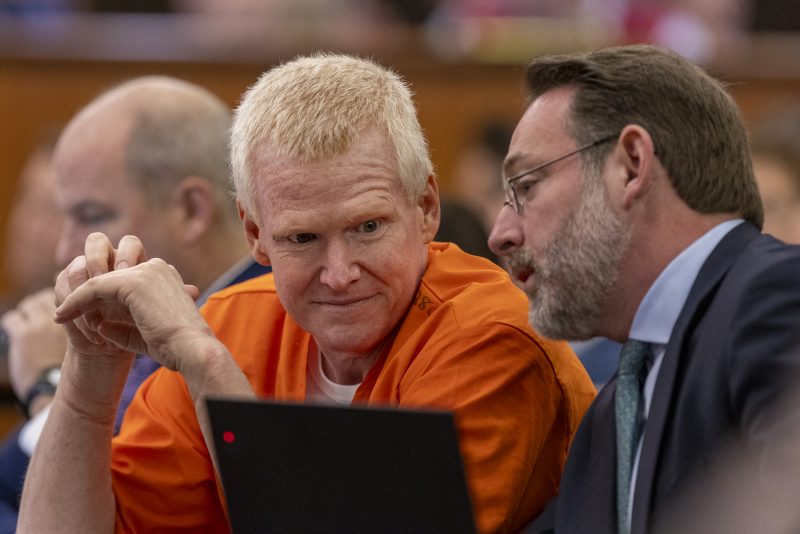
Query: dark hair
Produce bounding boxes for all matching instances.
[525,44,763,228]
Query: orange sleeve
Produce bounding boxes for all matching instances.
[111,368,230,533]
[396,320,594,534]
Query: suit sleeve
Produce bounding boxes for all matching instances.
[724,251,800,448]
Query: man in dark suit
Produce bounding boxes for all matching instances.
[488,44,800,534]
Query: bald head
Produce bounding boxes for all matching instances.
[53,77,246,288]
[59,76,233,209]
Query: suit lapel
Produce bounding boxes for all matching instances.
[630,223,760,534]
[585,386,619,531]
[554,383,619,533]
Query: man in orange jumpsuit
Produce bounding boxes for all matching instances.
[18,54,595,534]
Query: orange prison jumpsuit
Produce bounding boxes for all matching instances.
[111,243,596,533]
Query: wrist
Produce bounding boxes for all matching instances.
[177,336,249,400]
[177,336,231,381]
[55,346,134,426]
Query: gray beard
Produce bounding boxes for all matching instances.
[512,182,629,340]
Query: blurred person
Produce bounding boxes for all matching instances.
[488,44,800,534]
[19,54,595,533]
[0,288,64,534]
[435,196,496,263]
[1,134,62,304]
[451,119,513,234]
[750,109,800,244]
[0,133,64,396]
[0,132,65,528]
[752,155,800,242]
[0,75,269,533]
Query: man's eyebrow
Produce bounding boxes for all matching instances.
[503,152,534,180]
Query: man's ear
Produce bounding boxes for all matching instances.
[173,177,215,244]
[238,199,271,266]
[419,174,441,243]
[609,125,657,211]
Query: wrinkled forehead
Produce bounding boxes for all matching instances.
[248,128,404,203]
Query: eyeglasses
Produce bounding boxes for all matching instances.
[503,134,617,214]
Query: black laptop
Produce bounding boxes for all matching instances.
[206,398,477,534]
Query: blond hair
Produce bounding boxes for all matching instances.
[231,54,433,218]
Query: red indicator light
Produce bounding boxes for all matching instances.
[222,431,236,444]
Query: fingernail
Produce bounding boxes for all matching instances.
[116,261,129,269]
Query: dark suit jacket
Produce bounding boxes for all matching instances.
[534,222,800,534]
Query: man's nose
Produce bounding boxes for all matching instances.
[319,239,361,291]
[488,203,524,257]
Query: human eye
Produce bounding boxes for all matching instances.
[288,232,317,244]
[515,176,542,199]
[72,204,116,227]
[357,219,382,233]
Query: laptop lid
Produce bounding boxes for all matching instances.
[207,398,477,534]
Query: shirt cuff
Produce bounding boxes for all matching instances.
[17,402,52,456]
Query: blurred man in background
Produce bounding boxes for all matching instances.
[0,135,65,533]
[1,133,62,305]
[750,108,800,244]
[0,75,269,532]
[0,134,64,394]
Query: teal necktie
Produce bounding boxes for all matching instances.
[615,339,650,534]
